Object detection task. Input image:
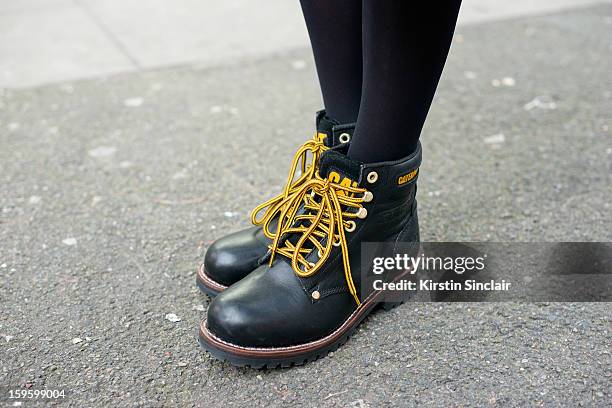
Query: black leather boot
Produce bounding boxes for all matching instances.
[197,111,356,296]
[199,143,422,368]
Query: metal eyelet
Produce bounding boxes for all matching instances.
[332,237,341,247]
[367,171,378,184]
[362,191,373,202]
[311,290,321,300]
[317,249,323,258]
[356,208,368,219]
[345,220,356,232]
[338,133,351,143]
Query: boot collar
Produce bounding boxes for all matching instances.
[318,142,422,196]
[358,142,422,198]
[315,110,356,148]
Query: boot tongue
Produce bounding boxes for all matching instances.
[318,150,362,185]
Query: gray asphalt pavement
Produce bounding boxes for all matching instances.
[1,5,611,407]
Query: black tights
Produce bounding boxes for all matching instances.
[300,0,462,163]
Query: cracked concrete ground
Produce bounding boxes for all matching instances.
[1,4,611,407]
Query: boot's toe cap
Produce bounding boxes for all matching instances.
[205,266,290,347]
[203,226,269,287]
[206,288,261,346]
[203,241,241,285]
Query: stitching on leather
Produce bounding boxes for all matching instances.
[198,264,228,290]
[201,287,383,352]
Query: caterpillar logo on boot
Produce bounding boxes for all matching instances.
[397,168,418,185]
[328,171,358,196]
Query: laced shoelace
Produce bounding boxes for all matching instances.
[268,172,371,306]
[250,133,329,239]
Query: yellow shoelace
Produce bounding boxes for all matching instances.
[268,173,370,306]
[250,133,329,239]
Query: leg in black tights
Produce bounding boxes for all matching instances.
[300,0,363,124]
[348,0,462,163]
